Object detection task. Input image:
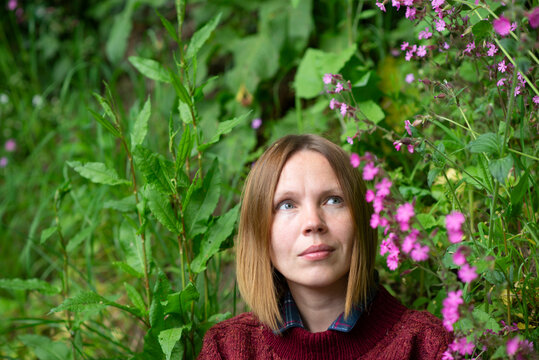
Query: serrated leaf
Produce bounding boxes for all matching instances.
[0,278,60,295]
[40,226,57,245]
[184,159,221,238]
[18,334,71,360]
[186,13,222,60]
[158,327,188,360]
[176,126,194,172]
[472,308,501,332]
[198,112,250,151]
[489,155,513,184]
[67,161,130,186]
[294,45,356,99]
[472,20,493,41]
[358,100,385,124]
[131,97,151,148]
[146,186,181,234]
[133,146,175,195]
[66,227,93,253]
[191,204,239,273]
[124,282,146,314]
[49,291,142,317]
[129,56,171,83]
[467,132,501,155]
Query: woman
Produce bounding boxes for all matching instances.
[198,134,452,359]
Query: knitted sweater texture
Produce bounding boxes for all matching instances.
[198,287,453,360]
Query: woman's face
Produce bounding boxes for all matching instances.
[270,150,355,292]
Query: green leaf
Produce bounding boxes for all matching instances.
[198,112,250,151]
[40,226,57,245]
[165,283,199,315]
[18,334,71,360]
[170,71,193,106]
[427,168,441,188]
[472,308,501,332]
[67,161,130,186]
[510,170,529,207]
[88,108,121,137]
[118,221,146,276]
[146,186,181,234]
[191,204,239,273]
[106,4,133,63]
[112,261,143,278]
[472,20,493,41]
[49,291,142,317]
[294,45,356,99]
[124,282,146,314]
[184,159,221,238]
[489,155,513,184]
[186,13,222,60]
[176,126,194,172]
[103,195,136,212]
[156,10,179,43]
[358,100,385,124]
[66,227,93,253]
[0,278,60,295]
[158,326,188,360]
[467,132,501,155]
[129,56,171,83]
[416,214,437,230]
[133,146,175,195]
[131,97,151,148]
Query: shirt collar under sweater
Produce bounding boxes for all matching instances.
[276,272,379,334]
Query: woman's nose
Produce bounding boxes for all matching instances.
[302,206,328,235]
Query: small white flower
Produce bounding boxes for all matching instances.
[0,94,8,104]
[32,95,43,107]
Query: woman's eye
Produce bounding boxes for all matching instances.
[277,201,294,210]
[326,196,343,205]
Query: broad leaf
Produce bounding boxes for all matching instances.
[133,146,175,195]
[0,278,60,295]
[67,161,130,186]
[472,20,493,42]
[129,56,171,83]
[118,221,146,276]
[165,283,199,315]
[103,195,136,212]
[191,204,239,273]
[489,155,513,184]
[185,13,222,60]
[124,282,146,314]
[198,112,250,151]
[158,326,188,360]
[358,100,385,124]
[49,291,142,317]
[131,97,151,148]
[467,132,501,155]
[146,186,182,234]
[294,45,356,99]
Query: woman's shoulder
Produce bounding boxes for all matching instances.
[207,312,263,333]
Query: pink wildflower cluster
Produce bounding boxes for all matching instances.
[441,289,463,331]
[393,120,417,153]
[506,337,535,358]
[442,336,475,359]
[445,211,478,283]
[0,139,16,168]
[353,153,430,270]
[323,73,351,94]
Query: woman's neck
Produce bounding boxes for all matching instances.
[287,277,348,333]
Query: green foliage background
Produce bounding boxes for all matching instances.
[0,0,537,359]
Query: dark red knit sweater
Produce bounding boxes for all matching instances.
[198,287,453,359]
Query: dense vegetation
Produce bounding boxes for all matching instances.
[0,0,537,359]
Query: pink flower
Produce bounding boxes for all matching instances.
[4,139,16,152]
[493,16,511,36]
[498,60,507,73]
[445,211,465,243]
[401,42,409,51]
[402,229,419,253]
[7,0,17,11]
[376,2,386,12]
[373,196,384,213]
[453,337,475,356]
[411,243,429,261]
[441,290,463,331]
[407,144,414,153]
[418,27,432,40]
[387,252,399,270]
[497,78,506,87]
[392,0,401,10]
[458,263,478,283]
[403,0,413,5]
[405,73,415,83]
[350,153,360,168]
[346,136,353,145]
[396,202,415,231]
[340,103,348,116]
[514,86,521,97]
[323,73,332,84]
[362,162,379,181]
[441,350,454,360]
[405,51,413,61]
[442,42,450,50]
[486,42,498,56]
[416,45,427,57]
[335,82,344,93]
[375,177,392,198]
[528,7,539,28]
[365,189,375,202]
[533,95,539,104]
[510,22,517,31]
[404,120,412,135]
[506,337,519,356]
[405,6,416,19]
[329,98,337,110]
[393,140,402,151]
[431,0,444,8]
[435,19,446,32]
[463,41,475,55]
[251,118,262,129]
[453,246,467,266]
[370,213,380,228]
[0,156,7,168]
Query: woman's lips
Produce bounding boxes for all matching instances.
[299,244,335,260]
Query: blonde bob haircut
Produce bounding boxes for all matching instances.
[236,134,377,331]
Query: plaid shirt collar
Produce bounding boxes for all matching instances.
[275,274,379,334]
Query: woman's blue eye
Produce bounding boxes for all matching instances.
[277,201,294,210]
[326,196,343,205]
